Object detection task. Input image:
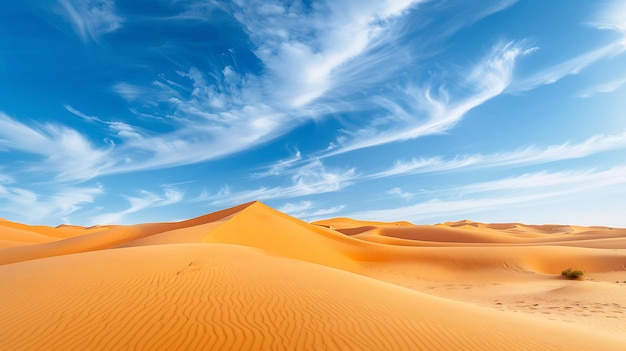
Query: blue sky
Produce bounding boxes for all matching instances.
[1,0,626,226]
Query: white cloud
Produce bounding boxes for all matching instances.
[511,40,626,92]
[0,183,103,223]
[278,200,345,220]
[344,166,626,223]
[58,0,123,43]
[510,1,626,93]
[251,149,302,178]
[105,66,300,174]
[65,105,146,142]
[90,187,184,225]
[226,0,424,107]
[0,112,114,182]
[90,192,156,225]
[112,83,146,102]
[578,76,626,98]
[345,192,561,223]
[372,156,478,179]
[590,0,626,34]
[323,40,534,156]
[64,104,100,122]
[369,131,626,178]
[207,160,355,205]
[459,166,626,194]
[160,188,185,206]
[387,187,415,199]
[278,200,313,214]
[49,185,105,217]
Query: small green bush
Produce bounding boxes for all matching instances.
[561,268,584,280]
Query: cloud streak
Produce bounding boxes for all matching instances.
[90,187,184,224]
[510,40,626,92]
[344,166,626,223]
[369,132,626,178]
[58,0,123,43]
[0,112,114,182]
[590,0,626,34]
[278,200,345,220]
[578,76,626,98]
[224,0,425,108]
[251,149,302,178]
[0,183,103,224]
[459,166,626,194]
[387,187,416,199]
[201,160,355,206]
[345,192,562,223]
[323,41,536,156]
[510,1,626,93]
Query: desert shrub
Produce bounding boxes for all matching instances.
[561,268,584,280]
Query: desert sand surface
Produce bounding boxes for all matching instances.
[1,201,625,350]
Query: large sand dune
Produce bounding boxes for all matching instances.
[1,201,625,350]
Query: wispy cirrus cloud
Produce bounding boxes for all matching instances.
[90,187,184,225]
[590,0,626,34]
[343,165,626,223]
[459,166,626,194]
[323,41,536,156]
[369,131,626,178]
[0,112,114,182]
[223,0,425,108]
[64,104,100,122]
[251,149,302,178]
[510,40,626,92]
[66,91,291,177]
[345,192,562,223]
[0,183,103,224]
[200,160,355,206]
[57,0,123,43]
[111,83,150,102]
[386,187,416,200]
[278,200,345,220]
[578,76,626,98]
[511,1,626,93]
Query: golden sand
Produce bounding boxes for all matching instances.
[1,201,625,350]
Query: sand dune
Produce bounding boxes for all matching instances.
[1,202,625,350]
[1,244,624,351]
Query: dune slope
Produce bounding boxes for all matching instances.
[1,243,624,351]
[1,202,625,350]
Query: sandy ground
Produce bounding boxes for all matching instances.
[1,201,625,350]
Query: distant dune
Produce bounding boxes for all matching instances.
[1,201,625,350]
